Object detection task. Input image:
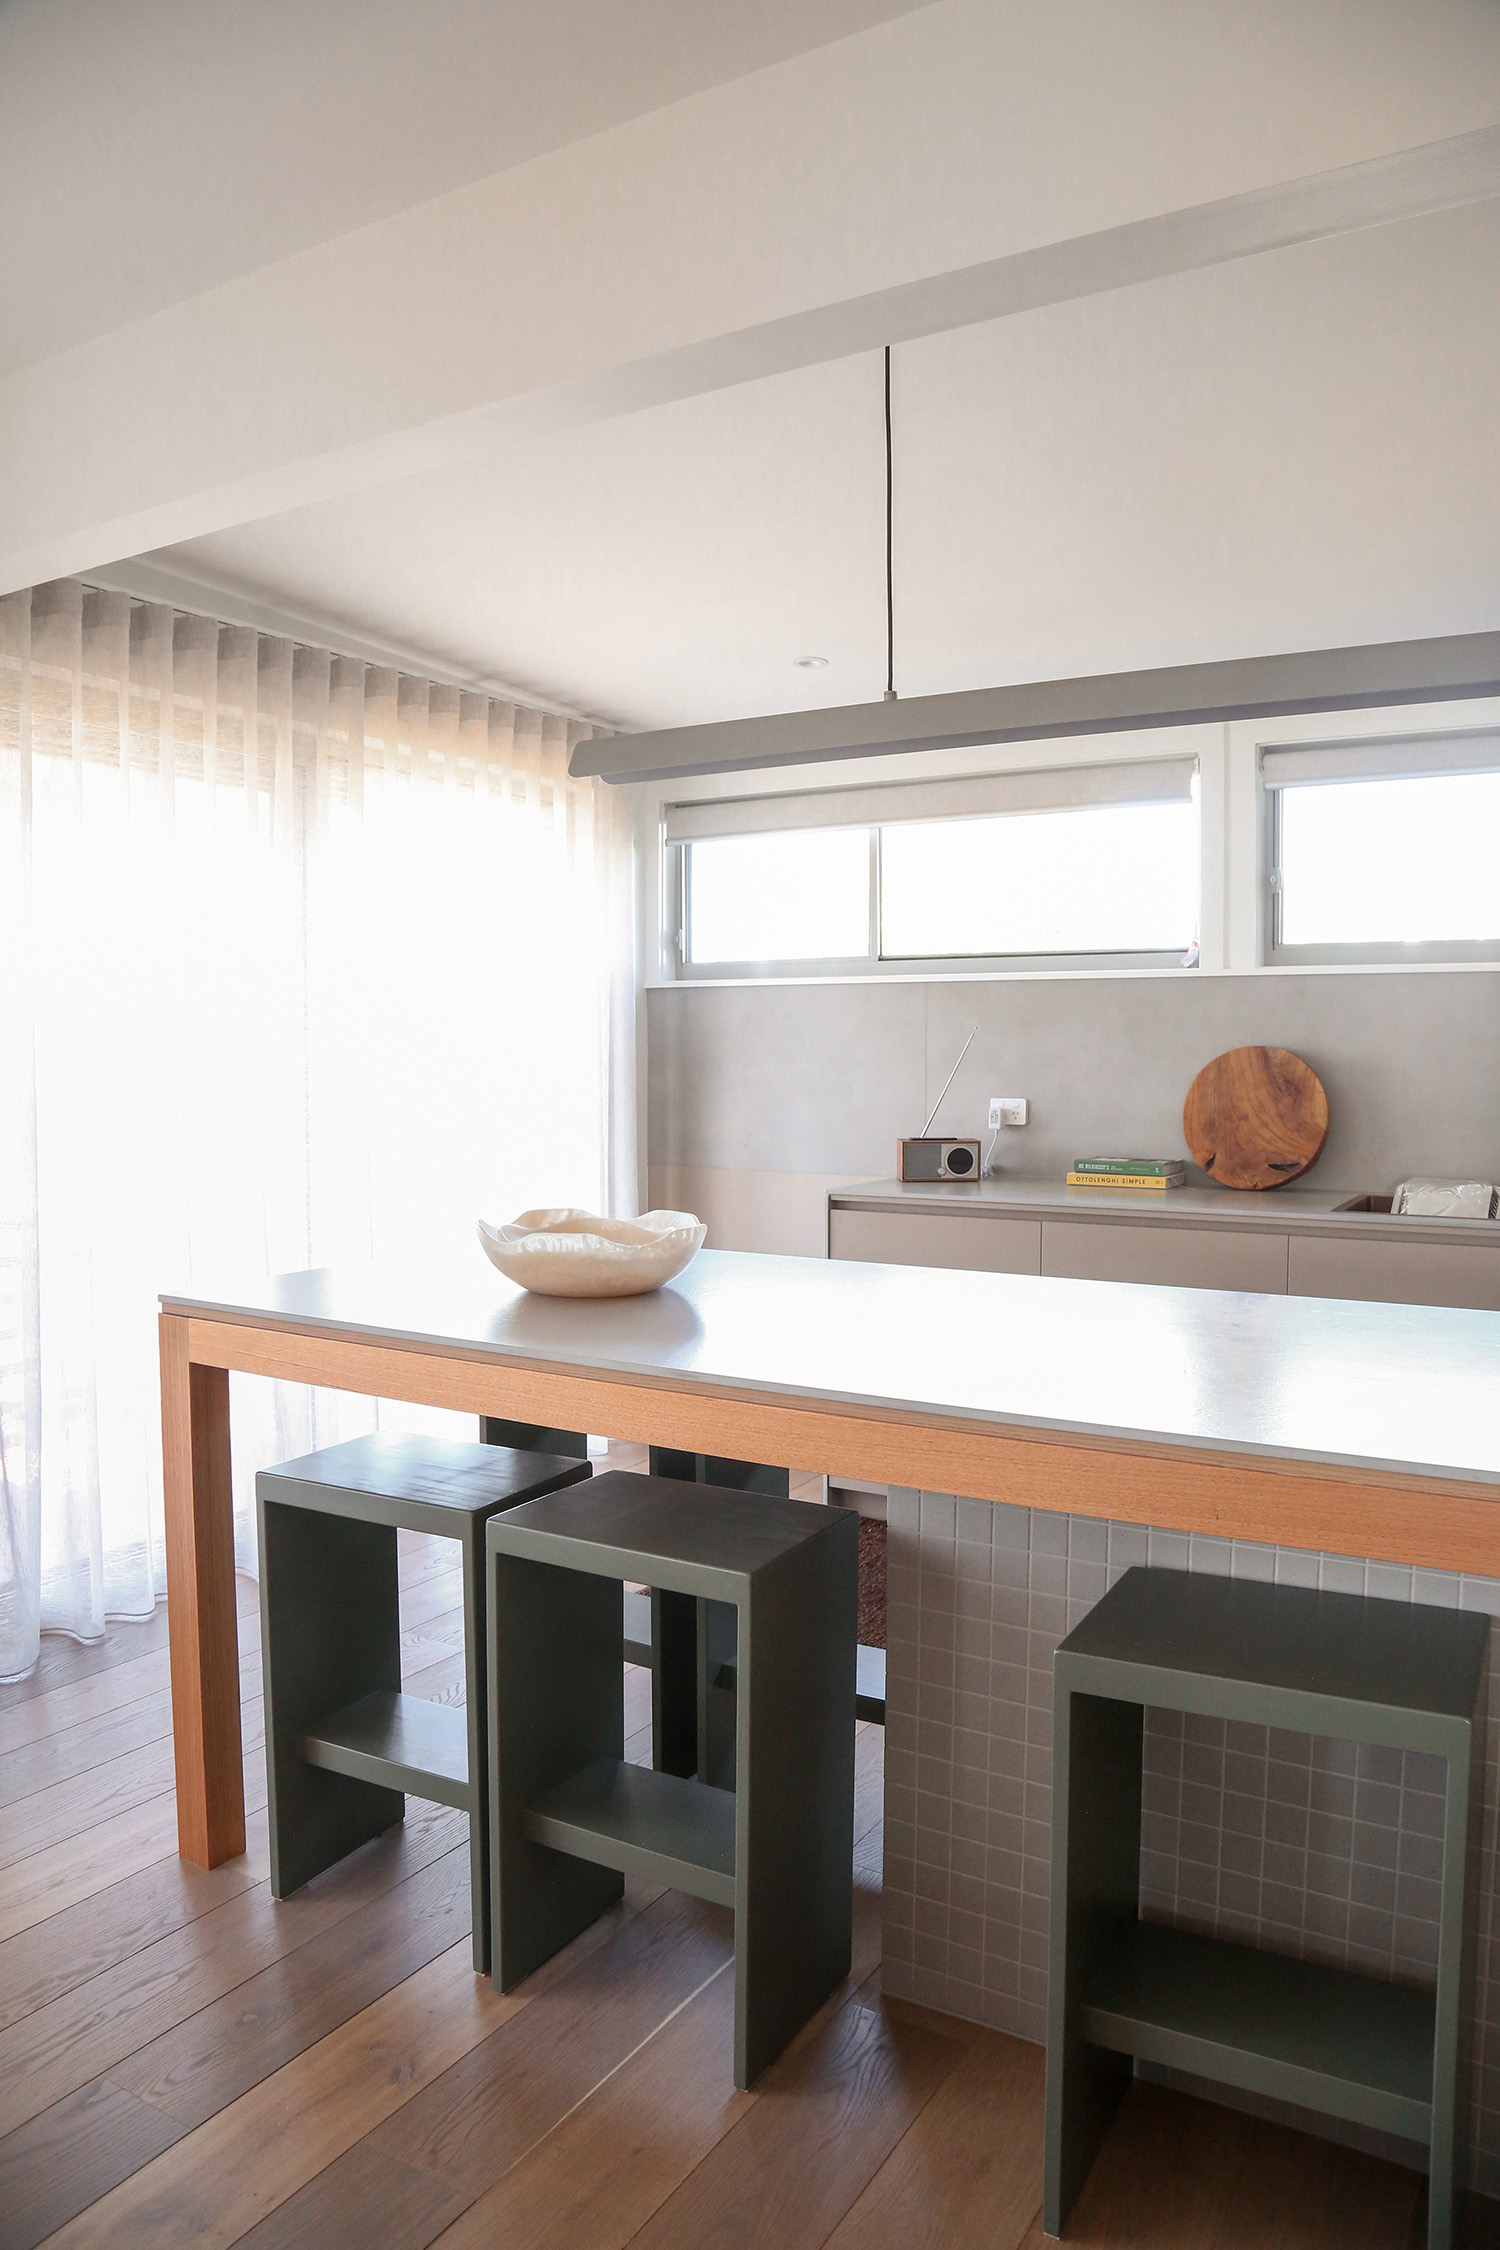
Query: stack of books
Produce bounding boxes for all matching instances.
[1066,1158,1186,1191]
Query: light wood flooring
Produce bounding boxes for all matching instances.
[0,1442,1470,2249]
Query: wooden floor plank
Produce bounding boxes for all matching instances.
[112,1840,473,2131]
[0,1611,174,1712]
[399,1574,467,1635]
[0,1748,268,1946]
[0,2073,186,2250]
[852,1722,883,1848]
[376,1890,735,2198]
[230,2143,469,2250]
[0,1801,466,2137]
[2,1846,474,2239]
[622,1977,969,2250]
[0,1809,271,2036]
[0,1698,265,1874]
[36,1939,517,2250]
[398,1542,469,1593]
[0,1649,181,1759]
[402,1638,465,1692]
[0,1687,194,1814]
[0,1623,259,1760]
[421,1869,887,2250]
[422,1961,747,2250]
[0,1649,259,1806]
[824,2023,1044,2250]
[0,1577,260,1718]
[1013,2082,1422,2250]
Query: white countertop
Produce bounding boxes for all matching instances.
[163,1246,1500,1490]
[828,1176,1500,1244]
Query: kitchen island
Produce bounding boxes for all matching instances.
[161,1247,1500,2186]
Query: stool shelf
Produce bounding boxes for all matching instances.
[299,1689,471,1811]
[526,1756,736,1905]
[1082,1920,1435,2142]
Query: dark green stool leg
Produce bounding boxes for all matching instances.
[650,1449,790,1791]
[489,1550,625,1990]
[1044,1687,1144,2237]
[479,1417,588,1458]
[258,1500,404,1899]
[652,1587,699,1779]
[649,1448,790,1500]
[734,1514,858,2088]
[1430,1725,1478,2250]
[699,1597,737,1791]
[459,1526,493,1974]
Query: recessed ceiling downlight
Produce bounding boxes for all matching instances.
[794,655,829,669]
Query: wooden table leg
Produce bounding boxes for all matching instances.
[160,1313,245,1865]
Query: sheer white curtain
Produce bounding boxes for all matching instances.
[0,579,636,1681]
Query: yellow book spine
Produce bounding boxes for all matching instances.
[1065,1172,1174,1190]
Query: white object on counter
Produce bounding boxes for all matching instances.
[477,1207,707,1296]
[1393,1179,1499,1219]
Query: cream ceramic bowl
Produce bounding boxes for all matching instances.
[476,1208,707,1298]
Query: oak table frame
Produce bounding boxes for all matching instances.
[159,1249,1500,1869]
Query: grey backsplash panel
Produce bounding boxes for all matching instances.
[647,972,1500,1188]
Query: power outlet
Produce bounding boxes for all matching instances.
[988,1097,1028,1128]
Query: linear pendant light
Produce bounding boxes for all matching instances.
[572,632,1500,787]
[572,326,1500,787]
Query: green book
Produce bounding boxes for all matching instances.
[1073,1157,1185,1177]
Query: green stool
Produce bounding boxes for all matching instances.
[256,1432,590,1974]
[482,1425,886,1752]
[485,1469,858,2088]
[1045,1565,1489,2249]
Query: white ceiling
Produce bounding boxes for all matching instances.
[6,0,1499,732]
[0,0,928,376]
[148,199,1500,729]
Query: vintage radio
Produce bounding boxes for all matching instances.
[897,1137,981,1182]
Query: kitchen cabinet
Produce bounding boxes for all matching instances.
[827,1207,1040,1275]
[1289,1235,1500,1312]
[827,1179,1500,1315]
[1041,1219,1289,1295]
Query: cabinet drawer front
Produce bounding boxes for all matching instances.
[1041,1220,1288,1294]
[828,1209,1041,1275]
[1289,1235,1500,1311]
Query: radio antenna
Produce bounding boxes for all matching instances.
[921,1023,978,1136]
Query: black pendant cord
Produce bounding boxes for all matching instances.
[884,345,896,701]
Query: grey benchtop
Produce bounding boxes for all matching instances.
[162,1246,1500,1490]
[827,1176,1500,1247]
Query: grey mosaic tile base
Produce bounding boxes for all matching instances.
[879,1488,1500,2190]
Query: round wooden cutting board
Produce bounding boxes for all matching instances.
[1182,1046,1329,1191]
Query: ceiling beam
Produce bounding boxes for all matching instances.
[2,22,1497,604]
[537,121,1500,435]
[569,632,1500,784]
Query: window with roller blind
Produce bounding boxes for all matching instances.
[1261,733,1500,965]
[665,757,1201,977]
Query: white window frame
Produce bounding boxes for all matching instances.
[1260,728,1500,967]
[662,755,1200,980]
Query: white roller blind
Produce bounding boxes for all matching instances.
[1262,731,1500,786]
[665,755,1197,843]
